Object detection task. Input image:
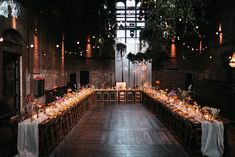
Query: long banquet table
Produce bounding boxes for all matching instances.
[16,89,95,157]
[14,88,229,157]
[142,90,229,157]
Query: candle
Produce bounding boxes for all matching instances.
[209,115,214,121]
[45,108,50,114]
[32,114,37,120]
[204,114,209,120]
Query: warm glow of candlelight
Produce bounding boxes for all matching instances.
[229,52,235,68]
[32,114,37,120]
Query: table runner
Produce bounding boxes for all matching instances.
[201,121,224,157]
[16,113,48,157]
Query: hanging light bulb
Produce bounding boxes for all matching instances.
[229,52,235,68]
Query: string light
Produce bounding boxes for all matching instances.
[0,37,3,42]
[30,44,34,48]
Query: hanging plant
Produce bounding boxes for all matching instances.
[127,52,151,64]
[116,43,126,52]
[116,42,127,58]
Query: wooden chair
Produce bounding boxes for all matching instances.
[102,92,109,104]
[39,121,53,154]
[55,116,64,142]
[134,91,141,103]
[118,91,126,103]
[126,91,134,103]
[95,91,102,104]
[109,91,117,104]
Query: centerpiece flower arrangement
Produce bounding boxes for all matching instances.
[201,106,220,116]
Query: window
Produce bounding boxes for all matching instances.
[136,2,141,8]
[126,0,135,7]
[116,2,125,9]
[117,30,125,37]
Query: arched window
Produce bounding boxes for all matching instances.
[116,2,125,9]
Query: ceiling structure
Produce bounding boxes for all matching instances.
[25,0,235,55]
[27,0,108,52]
[62,0,107,52]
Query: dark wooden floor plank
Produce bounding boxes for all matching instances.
[51,104,189,157]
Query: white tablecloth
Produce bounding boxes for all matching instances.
[16,113,48,157]
[201,121,224,157]
[17,121,39,157]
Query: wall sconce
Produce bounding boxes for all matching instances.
[229,52,235,68]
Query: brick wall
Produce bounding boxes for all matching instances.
[152,70,186,90]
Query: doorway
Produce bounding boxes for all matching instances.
[80,70,89,86]
[3,52,20,115]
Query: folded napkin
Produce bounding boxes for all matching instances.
[201,121,224,157]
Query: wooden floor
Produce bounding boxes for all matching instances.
[51,103,189,157]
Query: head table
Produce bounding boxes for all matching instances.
[14,88,229,157]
